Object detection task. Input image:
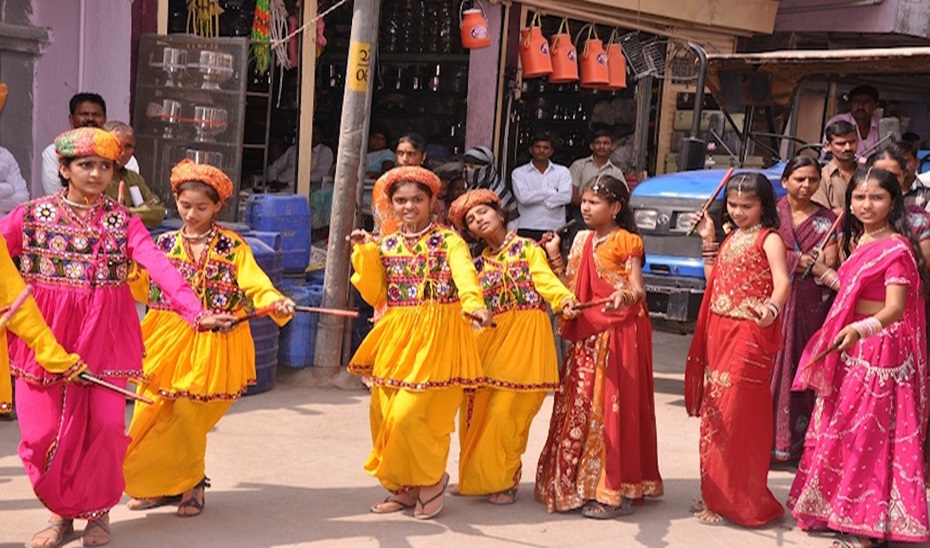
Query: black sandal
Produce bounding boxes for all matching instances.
[177,477,210,518]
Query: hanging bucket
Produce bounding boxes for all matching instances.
[460,1,491,49]
[519,11,551,78]
[600,29,627,90]
[579,25,609,88]
[549,18,578,84]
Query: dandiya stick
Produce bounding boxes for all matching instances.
[78,372,154,404]
[463,311,497,328]
[294,305,359,318]
[801,341,842,370]
[228,304,279,327]
[0,286,32,331]
[575,297,611,311]
[685,167,736,237]
[538,219,578,245]
[800,212,845,280]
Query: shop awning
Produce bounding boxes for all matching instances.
[508,0,779,38]
[706,47,930,107]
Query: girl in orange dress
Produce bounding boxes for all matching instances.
[685,172,790,527]
[535,175,663,519]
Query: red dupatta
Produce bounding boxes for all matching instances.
[560,232,644,342]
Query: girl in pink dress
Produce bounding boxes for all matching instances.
[0,128,231,547]
[789,167,930,547]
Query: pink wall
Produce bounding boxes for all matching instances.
[31,0,132,196]
[775,0,899,34]
[465,3,504,150]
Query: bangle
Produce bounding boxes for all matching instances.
[763,299,782,318]
[849,317,882,339]
[701,241,719,251]
[819,268,840,291]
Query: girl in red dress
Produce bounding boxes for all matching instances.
[685,172,790,526]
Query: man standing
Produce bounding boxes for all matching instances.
[567,128,626,243]
[812,120,859,215]
[40,93,140,196]
[102,121,166,228]
[511,132,572,241]
[824,85,881,159]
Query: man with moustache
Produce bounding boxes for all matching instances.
[824,85,881,160]
[39,93,141,196]
[812,120,859,215]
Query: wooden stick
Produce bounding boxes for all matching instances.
[538,219,578,245]
[801,341,842,370]
[118,180,127,205]
[228,304,279,327]
[685,167,736,236]
[463,311,497,328]
[0,306,8,315]
[294,305,359,318]
[575,298,611,311]
[78,372,154,405]
[800,212,844,280]
[0,286,32,331]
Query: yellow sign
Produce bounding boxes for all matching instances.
[348,41,372,92]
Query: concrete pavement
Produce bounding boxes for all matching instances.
[0,330,925,547]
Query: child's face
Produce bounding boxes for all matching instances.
[725,190,763,229]
[782,165,820,203]
[391,182,435,228]
[580,190,620,229]
[850,177,892,230]
[465,204,504,241]
[449,178,466,201]
[60,156,114,198]
[175,188,222,234]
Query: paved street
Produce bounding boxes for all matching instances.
[0,329,926,547]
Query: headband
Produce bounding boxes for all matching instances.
[54,127,122,162]
[170,159,234,202]
[448,189,501,230]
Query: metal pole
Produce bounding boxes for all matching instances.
[677,42,708,173]
[314,0,380,380]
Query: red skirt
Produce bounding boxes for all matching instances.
[699,314,784,526]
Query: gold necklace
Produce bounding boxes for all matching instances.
[181,225,216,242]
[61,194,101,209]
[592,230,614,248]
[860,225,890,244]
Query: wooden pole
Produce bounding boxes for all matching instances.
[314,0,381,374]
[296,0,318,198]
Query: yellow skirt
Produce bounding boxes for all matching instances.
[350,301,482,390]
[124,392,231,497]
[138,310,256,399]
[475,309,560,391]
[366,385,463,492]
[458,389,546,495]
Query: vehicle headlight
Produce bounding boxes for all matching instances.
[672,212,695,232]
[634,209,658,230]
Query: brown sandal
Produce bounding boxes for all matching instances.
[177,477,210,518]
[82,514,110,547]
[127,495,181,511]
[28,517,74,548]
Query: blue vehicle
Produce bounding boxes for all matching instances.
[630,167,786,321]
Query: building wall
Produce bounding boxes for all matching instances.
[31,0,132,196]
[774,0,927,37]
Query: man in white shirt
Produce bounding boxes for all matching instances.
[40,93,140,196]
[267,125,334,192]
[0,145,28,216]
[510,132,572,241]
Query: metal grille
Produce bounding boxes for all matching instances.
[620,34,701,82]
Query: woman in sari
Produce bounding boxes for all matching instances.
[771,157,838,463]
[535,175,662,519]
[789,167,930,547]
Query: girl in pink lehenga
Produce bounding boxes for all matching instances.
[789,167,930,548]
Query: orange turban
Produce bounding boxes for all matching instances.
[54,127,122,162]
[169,159,234,202]
[448,189,501,231]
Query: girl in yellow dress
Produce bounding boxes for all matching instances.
[348,166,492,520]
[123,159,294,517]
[447,189,579,504]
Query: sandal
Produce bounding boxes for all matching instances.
[177,477,210,518]
[415,472,449,520]
[82,514,110,547]
[695,508,726,526]
[370,493,417,514]
[832,534,888,548]
[488,488,518,505]
[28,517,74,548]
[127,495,181,511]
[581,501,634,520]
